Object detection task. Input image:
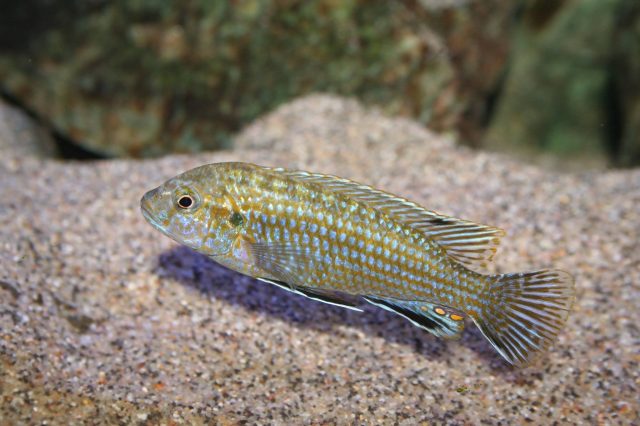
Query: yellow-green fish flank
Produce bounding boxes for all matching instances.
[141,162,575,366]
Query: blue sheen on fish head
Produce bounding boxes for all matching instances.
[140,166,241,256]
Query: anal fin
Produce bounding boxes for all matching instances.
[364,296,465,339]
[257,277,363,312]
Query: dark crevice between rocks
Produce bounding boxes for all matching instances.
[0,90,108,161]
[605,68,624,166]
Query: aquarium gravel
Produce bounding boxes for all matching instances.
[0,96,637,424]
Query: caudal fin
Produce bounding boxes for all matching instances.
[472,270,575,366]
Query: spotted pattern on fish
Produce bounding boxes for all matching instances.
[141,162,575,366]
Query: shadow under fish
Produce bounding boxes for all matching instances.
[156,246,508,368]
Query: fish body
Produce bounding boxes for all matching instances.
[141,162,575,366]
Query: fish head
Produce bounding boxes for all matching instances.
[140,166,242,256]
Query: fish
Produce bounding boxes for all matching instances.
[141,162,575,366]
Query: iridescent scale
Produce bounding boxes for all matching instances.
[220,165,486,314]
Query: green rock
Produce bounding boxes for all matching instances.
[486,0,624,167]
[612,1,640,167]
[0,0,513,158]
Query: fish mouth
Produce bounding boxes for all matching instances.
[140,201,153,222]
[140,193,170,236]
[140,197,157,225]
[140,192,190,246]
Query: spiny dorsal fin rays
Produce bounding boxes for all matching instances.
[271,168,505,271]
[420,217,505,271]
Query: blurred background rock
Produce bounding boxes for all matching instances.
[0,99,58,159]
[0,0,637,167]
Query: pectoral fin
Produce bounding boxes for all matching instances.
[364,296,465,339]
[249,240,362,312]
[249,241,316,286]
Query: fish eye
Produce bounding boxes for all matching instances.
[177,195,194,209]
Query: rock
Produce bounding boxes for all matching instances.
[0,99,58,159]
[485,0,630,168]
[612,1,640,167]
[0,1,513,157]
[0,96,638,423]
[235,94,455,174]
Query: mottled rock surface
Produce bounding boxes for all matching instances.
[486,0,639,168]
[1,96,638,424]
[0,1,514,157]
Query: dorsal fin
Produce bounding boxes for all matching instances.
[416,215,505,270]
[271,168,505,270]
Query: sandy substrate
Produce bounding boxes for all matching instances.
[1,96,638,424]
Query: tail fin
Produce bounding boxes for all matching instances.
[472,270,575,366]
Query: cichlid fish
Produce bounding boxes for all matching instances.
[141,162,575,366]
